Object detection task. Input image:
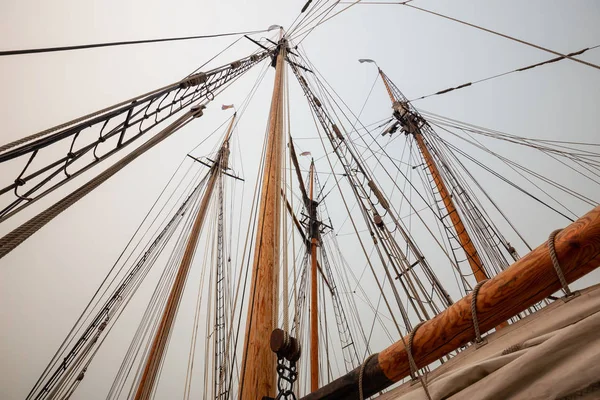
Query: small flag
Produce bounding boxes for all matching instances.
[221,104,234,110]
[300,151,311,156]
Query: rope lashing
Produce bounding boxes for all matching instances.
[407,322,433,400]
[548,229,573,297]
[358,353,377,400]
[407,322,424,379]
[471,279,488,343]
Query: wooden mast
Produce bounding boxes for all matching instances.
[414,134,488,281]
[378,68,488,283]
[133,114,237,400]
[239,38,286,399]
[303,204,600,399]
[309,161,319,392]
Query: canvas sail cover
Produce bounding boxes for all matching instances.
[380,283,600,400]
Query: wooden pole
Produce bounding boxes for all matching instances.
[239,40,286,399]
[378,68,487,283]
[378,68,396,104]
[134,115,236,400]
[302,204,600,399]
[309,161,319,392]
[413,133,488,282]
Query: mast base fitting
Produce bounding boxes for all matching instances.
[270,328,301,362]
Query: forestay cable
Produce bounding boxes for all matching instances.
[0,28,271,56]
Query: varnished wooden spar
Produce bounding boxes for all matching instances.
[239,39,286,399]
[413,133,488,282]
[302,205,600,400]
[309,162,319,391]
[378,68,488,284]
[378,68,508,329]
[134,114,236,400]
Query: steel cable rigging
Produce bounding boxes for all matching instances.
[410,45,600,102]
[24,56,271,397]
[0,28,272,57]
[290,53,455,334]
[295,47,469,297]
[0,49,274,261]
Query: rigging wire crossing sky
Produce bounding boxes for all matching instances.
[0,1,599,399]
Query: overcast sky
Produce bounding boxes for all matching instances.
[1,1,599,399]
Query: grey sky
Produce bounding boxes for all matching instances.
[1,1,599,399]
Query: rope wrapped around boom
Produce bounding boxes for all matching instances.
[302,205,600,399]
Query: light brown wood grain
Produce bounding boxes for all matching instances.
[379,204,600,382]
[239,46,286,399]
[414,133,488,283]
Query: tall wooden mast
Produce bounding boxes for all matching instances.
[133,114,237,400]
[309,161,319,392]
[378,68,488,283]
[239,38,287,399]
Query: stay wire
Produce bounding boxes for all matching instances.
[288,0,331,36]
[411,45,600,102]
[37,54,270,399]
[0,28,271,57]
[297,47,465,284]
[24,155,190,399]
[402,4,600,71]
[433,122,596,208]
[433,130,576,222]
[291,1,341,44]
[304,80,406,336]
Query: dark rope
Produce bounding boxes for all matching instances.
[412,45,600,101]
[402,4,600,71]
[0,29,269,57]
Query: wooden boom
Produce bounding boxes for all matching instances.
[302,204,600,399]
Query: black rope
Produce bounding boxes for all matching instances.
[401,4,600,71]
[411,45,600,102]
[0,28,269,57]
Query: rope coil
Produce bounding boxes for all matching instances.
[471,279,488,343]
[548,229,573,297]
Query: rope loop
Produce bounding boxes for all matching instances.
[471,279,488,343]
[406,322,432,400]
[548,229,573,297]
[407,322,424,379]
[358,353,377,400]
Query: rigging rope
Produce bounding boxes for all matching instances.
[430,129,577,222]
[411,45,600,101]
[0,28,270,56]
[296,47,467,298]
[0,111,197,260]
[0,35,251,156]
[402,3,600,71]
